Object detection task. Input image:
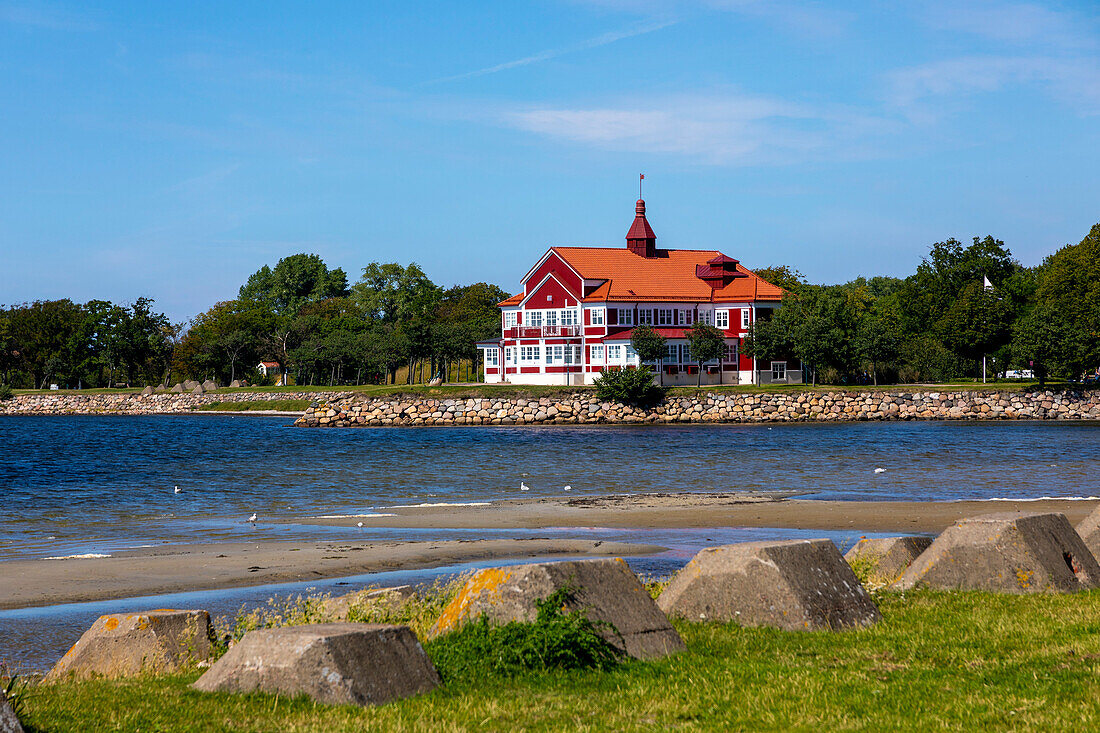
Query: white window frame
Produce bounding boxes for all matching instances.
[724,343,738,362]
[607,344,623,362]
[486,348,499,367]
[656,308,674,326]
[771,361,787,380]
[504,311,517,328]
[637,308,653,325]
[590,308,605,326]
[742,308,751,329]
[618,309,634,326]
[625,345,638,365]
[590,344,605,362]
[715,310,729,329]
[682,344,692,363]
[528,311,544,328]
[666,344,679,364]
[561,309,576,326]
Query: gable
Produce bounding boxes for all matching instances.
[521,273,579,310]
[524,251,582,296]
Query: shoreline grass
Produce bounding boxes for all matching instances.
[18,588,1100,731]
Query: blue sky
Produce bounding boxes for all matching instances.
[1,0,1098,321]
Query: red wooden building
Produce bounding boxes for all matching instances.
[477,199,800,385]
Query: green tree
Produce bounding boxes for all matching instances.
[855,305,901,386]
[686,321,725,386]
[239,254,348,317]
[630,324,667,386]
[936,281,1012,379]
[751,265,806,293]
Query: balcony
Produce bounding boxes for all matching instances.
[504,325,581,339]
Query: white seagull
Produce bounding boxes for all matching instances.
[563,485,572,491]
[248,513,258,523]
[356,521,364,528]
[874,468,886,474]
[174,486,181,494]
[520,482,530,491]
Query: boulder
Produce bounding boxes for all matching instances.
[170,383,184,393]
[229,380,242,388]
[44,609,216,682]
[0,691,22,733]
[201,380,218,391]
[192,623,438,706]
[844,536,933,584]
[140,385,155,396]
[320,586,417,621]
[427,377,442,386]
[895,512,1100,593]
[190,385,205,395]
[183,380,199,390]
[430,558,683,659]
[1075,506,1100,561]
[657,540,881,631]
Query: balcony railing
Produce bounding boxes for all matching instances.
[504,325,581,339]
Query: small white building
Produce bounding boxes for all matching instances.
[257,361,287,385]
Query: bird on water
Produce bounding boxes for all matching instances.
[174,486,181,494]
[520,482,530,491]
[248,513,257,523]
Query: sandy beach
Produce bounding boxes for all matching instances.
[297,493,1100,534]
[0,537,663,610]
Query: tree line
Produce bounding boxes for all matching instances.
[744,223,1100,385]
[0,255,505,389]
[1,223,1097,389]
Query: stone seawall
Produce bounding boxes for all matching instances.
[0,391,345,416]
[296,389,1100,427]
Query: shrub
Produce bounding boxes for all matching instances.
[593,366,664,406]
[425,587,624,682]
[0,384,12,401]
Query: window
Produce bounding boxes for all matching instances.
[771,361,787,380]
[520,346,540,363]
[724,342,738,362]
[656,308,674,326]
[715,310,729,329]
[637,309,653,325]
[625,345,638,364]
[590,308,605,326]
[486,348,498,367]
[591,345,605,362]
[700,309,713,325]
[607,344,623,362]
[682,344,692,363]
[528,311,544,328]
[666,343,679,364]
[679,309,695,326]
[741,309,751,329]
[561,309,576,326]
[545,310,558,328]
[619,309,634,326]
[564,346,573,364]
[504,311,517,328]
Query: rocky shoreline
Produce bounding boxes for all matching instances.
[295,389,1100,427]
[3,387,1097,424]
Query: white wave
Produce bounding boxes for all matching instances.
[43,553,111,560]
[312,513,397,519]
[384,502,492,508]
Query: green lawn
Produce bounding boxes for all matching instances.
[18,589,1100,732]
[195,399,311,412]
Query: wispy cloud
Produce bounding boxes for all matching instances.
[422,19,676,86]
[501,92,893,165]
[918,0,1096,48]
[887,56,1100,117]
[0,3,97,30]
[572,0,852,38]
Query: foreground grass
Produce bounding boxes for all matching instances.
[20,589,1100,731]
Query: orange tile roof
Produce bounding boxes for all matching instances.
[551,247,784,303]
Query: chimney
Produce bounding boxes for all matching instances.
[625,199,657,257]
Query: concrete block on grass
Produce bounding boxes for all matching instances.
[1075,506,1100,562]
[429,558,684,659]
[320,586,417,621]
[894,512,1100,593]
[44,609,216,682]
[192,623,439,706]
[657,540,881,631]
[201,380,218,391]
[0,691,22,733]
[844,536,933,584]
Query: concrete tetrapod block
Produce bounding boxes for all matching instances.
[182,380,199,390]
[170,382,184,393]
[44,609,216,682]
[1075,506,1100,562]
[894,512,1100,593]
[657,540,881,631]
[320,586,418,622]
[844,536,934,585]
[201,379,218,391]
[140,385,155,396]
[0,691,22,733]
[429,558,684,659]
[192,623,439,706]
[190,384,205,395]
